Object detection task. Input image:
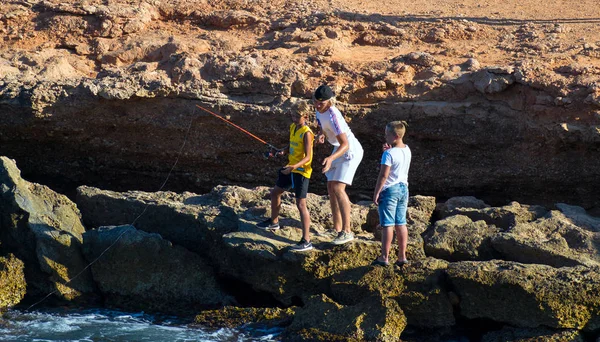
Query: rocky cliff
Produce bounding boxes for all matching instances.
[1,0,600,211]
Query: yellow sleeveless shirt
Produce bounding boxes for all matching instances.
[288,123,313,178]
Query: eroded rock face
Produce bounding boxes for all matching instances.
[0,254,26,311]
[288,293,406,342]
[76,184,431,308]
[76,185,239,259]
[429,197,600,269]
[447,260,600,330]
[330,258,455,328]
[194,306,295,328]
[75,183,436,336]
[82,225,232,312]
[424,215,500,261]
[2,1,600,211]
[491,210,600,268]
[556,203,600,232]
[0,157,94,300]
[438,200,548,229]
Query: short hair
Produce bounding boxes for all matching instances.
[386,120,408,139]
[293,100,312,118]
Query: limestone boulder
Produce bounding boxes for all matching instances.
[287,293,406,342]
[76,185,239,259]
[82,225,232,312]
[438,201,548,230]
[218,230,381,305]
[424,215,500,261]
[194,306,295,328]
[0,254,26,311]
[490,210,600,268]
[472,67,515,94]
[439,196,489,212]
[407,195,436,229]
[447,260,600,330]
[0,157,95,300]
[555,203,600,232]
[330,258,455,328]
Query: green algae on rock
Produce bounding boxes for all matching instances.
[0,254,26,311]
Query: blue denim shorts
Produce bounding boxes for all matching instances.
[378,183,409,226]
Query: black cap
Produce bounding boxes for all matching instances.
[314,85,334,101]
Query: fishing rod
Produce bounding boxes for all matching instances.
[195,104,286,158]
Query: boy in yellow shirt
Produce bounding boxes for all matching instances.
[257,101,315,251]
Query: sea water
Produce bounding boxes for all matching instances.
[0,307,282,342]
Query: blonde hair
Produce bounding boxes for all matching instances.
[326,96,336,107]
[293,100,312,118]
[386,120,408,139]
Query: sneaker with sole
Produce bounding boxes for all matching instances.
[371,258,389,266]
[318,230,339,239]
[290,238,313,251]
[394,259,409,267]
[332,231,354,245]
[256,219,280,230]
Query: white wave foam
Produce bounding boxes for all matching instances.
[0,308,280,342]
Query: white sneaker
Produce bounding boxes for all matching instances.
[332,231,354,245]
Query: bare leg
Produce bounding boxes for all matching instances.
[327,181,342,232]
[395,224,408,262]
[379,226,394,263]
[270,186,285,223]
[329,181,351,233]
[296,197,311,242]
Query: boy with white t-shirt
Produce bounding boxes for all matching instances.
[372,121,412,267]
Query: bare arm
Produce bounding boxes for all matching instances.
[314,118,325,144]
[322,132,349,173]
[373,164,391,205]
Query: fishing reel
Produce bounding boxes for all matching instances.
[264,148,285,159]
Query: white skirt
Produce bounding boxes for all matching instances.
[325,138,363,185]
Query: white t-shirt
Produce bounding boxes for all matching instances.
[316,106,359,149]
[381,146,411,190]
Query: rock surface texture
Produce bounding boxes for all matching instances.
[0,0,599,211]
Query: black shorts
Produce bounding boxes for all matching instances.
[275,168,310,199]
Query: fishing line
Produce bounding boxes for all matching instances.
[27,108,196,311]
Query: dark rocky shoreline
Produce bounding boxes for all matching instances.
[2,156,600,341]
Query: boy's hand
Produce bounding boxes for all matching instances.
[373,193,380,205]
[281,166,293,175]
[382,143,391,151]
[322,156,332,173]
[317,134,325,144]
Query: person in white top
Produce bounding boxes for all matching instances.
[372,121,412,267]
[313,85,364,245]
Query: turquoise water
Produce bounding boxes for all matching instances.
[0,308,282,342]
